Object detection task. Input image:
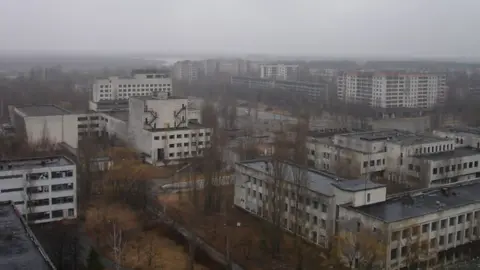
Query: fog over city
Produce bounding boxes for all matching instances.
[1,0,480,59]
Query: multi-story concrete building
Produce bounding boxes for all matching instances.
[0,201,56,269]
[234,158,385,247]
[0,156,77,224]
[307,130,480,188]
[91,69,172,103]
[231,76,329,102]
[434,126,480,149]
[260,64,299,80]
[126,92,211,165]
[338,180,480,269]
[173,61,199,82]
[203,59,219,77]
[337,71,447,109]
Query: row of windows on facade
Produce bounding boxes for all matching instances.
[247,177,329,212]
[78,123,99,129]
[247,205,326,246]
[166,150,203,158]
[154,132,210,140]
[390,226,479,261]
[99,83,171,88]
[1,183,73,193]
[431,161,479,175]
[25,208,75,221]
[168,141,208,148]
[363,159,386,168]
[392,211,480,243]
[25,170,74,180]
[21,196,74,207]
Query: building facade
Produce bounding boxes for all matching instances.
[173,61,199,82]
[337,71,447,109]
[260,64,299,80]
[92,69,172,103]
[231,76,329,102]
[307,129,480,189]
[234,159,385,247]
[338,180,480,269]
[0,156,77,224]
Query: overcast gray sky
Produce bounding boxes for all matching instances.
[0,0,479,58]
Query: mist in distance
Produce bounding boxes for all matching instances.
[1,0,479,61]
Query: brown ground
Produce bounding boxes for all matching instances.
[158,185,326,270]
[85,200,210,270]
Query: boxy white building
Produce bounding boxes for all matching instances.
[127,93,211,166]
[0,156,77,224]
[307,130,480,188]
[234,159,385,247]
[338,180,480,269]
[91,69,172,103]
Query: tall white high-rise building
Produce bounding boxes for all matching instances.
[336,71,446,109]
[173,61,199,82]
[92,69,172,103]
[260,64,299,80]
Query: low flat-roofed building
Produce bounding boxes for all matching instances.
[434,126,480,149]
[9,104,79,149]
[0,156,77,224]
[339,179,480,269]
[0,201,56,269]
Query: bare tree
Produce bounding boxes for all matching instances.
[109,220,125,270]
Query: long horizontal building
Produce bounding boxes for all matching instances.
[0,201,56,269]
[307,129,480,189]
[340,179,480,269]
[231,76,329,102]
[337,71,446,109]
[0,156,77,224]
[91,69,172,103]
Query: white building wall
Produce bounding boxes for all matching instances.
[23,115,79,149]
[0,160,77,224]
[92,73,172,102]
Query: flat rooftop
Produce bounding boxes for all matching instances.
[0,202,55,270]
[148,122,207,132]
[338,130,412,141]
[0,156,74,171]
[388,133,451,146]
[417,147,480,161]
[440,126,480,136]
[352,180,480,223]
[16,105,72,117]
[132,95,186,101]
[106,111,129,122]
[240,159,383,196]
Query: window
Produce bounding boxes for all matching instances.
[176,143,181,147]
[439,235,445,245]
[475,161,479,167]
[465,228,470,238]
[390,248,397,260]
[321,204,327,212]
[161,136,166,140]
[370,160,374,166]
[313,216,318,225]
[169,144,174,148]
[169,135,174,139]
[184,143,189,146]
[367,193,371,202]
[154,136,159,140]
[363,161,368,168]
[52,210,64,218]
[391,231,399,241]
[448,233,453,243]
[433,168,438,174]
[27,172,49,180]
[313,201,319,209]
[464,163,467,169]
[1,187,23,193]
[321,219,326,228]
[376,159,380,165]
[431,221,437,231]
[52,196,74,204]
[467,213,472,222]
[439,167,444,173]
[458,215,464,223]
[469,162,473,168]
[422,223,429,233]
[441,219,446,229]
[176,134,182,138]
[445,166,450,172]
[52,183,73,192]
[449,217,455,226]
[457,231,462,241]
[452,165,456,171]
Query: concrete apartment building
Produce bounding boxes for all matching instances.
[234,159,385,248]
[0,201,56,269]
[9,96,207,166]
[337,71,447,109]
[173,60,199,82]
[260,64,299,80]
[0,156,77,224]
[235,159,480,269]
[126,93,211,165]
[231,76,329,102]
[307,129,480,189]
[338,180,480,269]
[91,69,172,104]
